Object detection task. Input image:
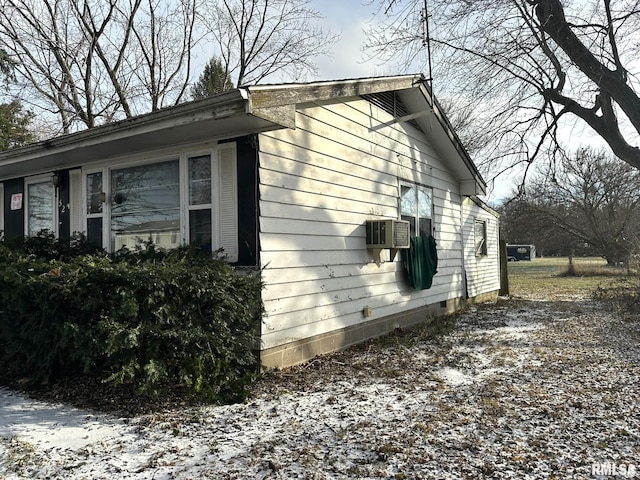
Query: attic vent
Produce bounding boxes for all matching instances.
[362,92,420,129]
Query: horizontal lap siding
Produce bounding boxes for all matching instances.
[462,199,500,298]
[259,98,465,350]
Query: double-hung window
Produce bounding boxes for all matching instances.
[188,154,213,251]
[86,171,104,247]
[400,181,433,237]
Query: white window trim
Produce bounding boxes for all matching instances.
[183,150,219,248]
[83,167,108,248]
[80,143,236,256]
[24,174,58,237]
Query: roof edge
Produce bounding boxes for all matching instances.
[418,83,487,193]
[0,89,248,162]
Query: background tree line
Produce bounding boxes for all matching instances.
[499,148,640,266]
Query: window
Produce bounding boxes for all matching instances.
[86,171,104,247]
[81,143,237,259]
[400,182,433,237]
[111,160,180,251]
[188,154,213,252]
[475,220,487,256]
[25,176,57,236]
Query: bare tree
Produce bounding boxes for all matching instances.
[204,0,339,86]
[365,0,640,177]
[0,0,202,133]
[0,47,13,82]
[511,148,640,264]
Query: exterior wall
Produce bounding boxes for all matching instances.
[1,177,25,240]
[461,197,501,299]
[261,297,464,369]
[0,138,258,265]
[258,96,467,365]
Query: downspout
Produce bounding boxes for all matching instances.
[460,196,469,301]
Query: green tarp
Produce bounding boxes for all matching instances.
[401,236,438,290]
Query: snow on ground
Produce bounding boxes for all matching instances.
[1,298,639,479]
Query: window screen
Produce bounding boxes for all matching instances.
[27,181,55,235]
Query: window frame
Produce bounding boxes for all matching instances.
[81,144,229,254]
[474,219,488,257]
[84,166,108,248]
[24,173,58,237]
[398,180,434,238]
[184,151,219,252]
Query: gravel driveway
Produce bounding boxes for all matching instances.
[1,296,639,479]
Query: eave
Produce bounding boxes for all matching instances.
[0,90,280,179]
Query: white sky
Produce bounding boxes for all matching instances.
[310,0,388,81]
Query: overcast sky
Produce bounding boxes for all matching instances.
[310,0,397,81]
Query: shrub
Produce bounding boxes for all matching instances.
[0,240,262,403]
[593,277,640,315]
[8,230,104,261]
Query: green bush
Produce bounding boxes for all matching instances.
[4,230,104,261]
[0,240,262,403]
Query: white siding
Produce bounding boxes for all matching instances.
[461,197,501,298]
[259,97,467,350]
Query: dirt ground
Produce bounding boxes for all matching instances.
[1,294,639,479]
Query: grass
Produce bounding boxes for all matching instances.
[507,256,635,298]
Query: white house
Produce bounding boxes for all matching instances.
[0,74,501,368]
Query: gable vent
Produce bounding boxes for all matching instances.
[362,92,420,129]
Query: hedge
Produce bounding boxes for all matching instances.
[0,237,263,403]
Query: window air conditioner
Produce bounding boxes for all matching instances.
[366,219,410,261]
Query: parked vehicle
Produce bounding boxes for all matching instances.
[506,244,536,261]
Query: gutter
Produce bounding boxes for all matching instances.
[0,89,249,164]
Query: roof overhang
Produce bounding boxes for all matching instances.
[0,89,282,179]
[0,74,486,196]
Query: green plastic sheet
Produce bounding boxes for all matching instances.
[401,236,438,290]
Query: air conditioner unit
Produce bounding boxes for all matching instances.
[366,219,410,261]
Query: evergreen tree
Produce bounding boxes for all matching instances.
[191,56,234,100]
[0,100,34,150]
